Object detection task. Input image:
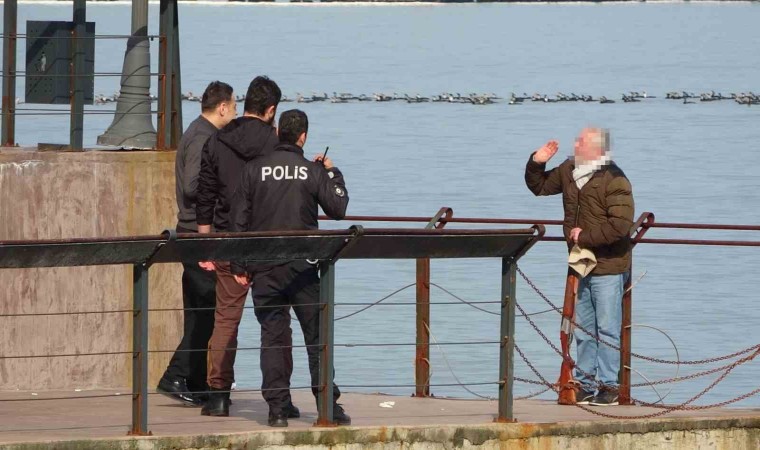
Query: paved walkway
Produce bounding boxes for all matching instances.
[1,389,758,445]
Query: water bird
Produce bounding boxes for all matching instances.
[373,93,393,102]
[622,94,640,103]
[296,94,313,104]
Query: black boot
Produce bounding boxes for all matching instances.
[201,388,230,417]
[156,375,200,406]
[333,403,351,426]
[268,409,288,427]
[283,402,300,418]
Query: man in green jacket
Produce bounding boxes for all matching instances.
[525,128,634,406]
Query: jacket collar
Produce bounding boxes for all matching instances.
[275,143,305,156]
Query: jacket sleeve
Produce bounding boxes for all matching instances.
[315,167,349,220]
[181,133,211,202]
[578,176,635,248]
[229,164,254,275]
[195,139,217,226]
[524,152,564,196]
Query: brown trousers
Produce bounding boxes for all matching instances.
[207,262,292,390]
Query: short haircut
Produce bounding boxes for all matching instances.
[244,76,282,115]
[200,81,233,112]
[278,109,309,145]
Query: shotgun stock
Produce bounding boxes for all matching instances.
[558,270,579,405]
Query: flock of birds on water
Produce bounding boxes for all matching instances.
[88,90,760,107]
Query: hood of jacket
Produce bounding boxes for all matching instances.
[216,116,278,161]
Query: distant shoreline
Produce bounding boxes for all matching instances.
[7,0,760,4]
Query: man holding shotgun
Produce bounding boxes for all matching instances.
[524,128,634,406]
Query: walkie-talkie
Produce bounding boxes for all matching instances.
[321,146,330,167]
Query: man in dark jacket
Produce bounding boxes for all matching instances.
[230,109,351,427]
[525,128,634,407]
[195,76,288,417]
[157,81,237,406]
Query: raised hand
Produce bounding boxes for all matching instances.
[313,154,334,169]
[533,140,559,164]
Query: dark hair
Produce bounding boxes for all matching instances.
[278,109,309,145]
[243,76,282,115]
[200,81,233,112]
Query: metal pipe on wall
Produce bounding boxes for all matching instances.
[1,0,18,147]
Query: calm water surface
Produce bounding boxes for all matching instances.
[5,2,760,407]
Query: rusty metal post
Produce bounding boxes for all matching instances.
[316,261,336,426]
[157,0,178,150]
[69,0,86,150]
[1,0,18,147]
[130,264,150,436]
[619,269,633,405]
[170,0,182,145]
[414,258,431,397]
[497,257,517,422]
[413,207,452,398]
[156,34,167,150]
[619,212,654,405]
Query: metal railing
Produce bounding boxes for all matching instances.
[0,224,544,434]
[318,209,760,405]
[0,0,182,150]
[0,210,758,437]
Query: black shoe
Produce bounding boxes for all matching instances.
[284,402,301,418]
[268,411,288,427]
[333,403,351,426]
[576,388,595,405]
[201,388,230,416]
[589,387,619,406]
[156,375,198,406]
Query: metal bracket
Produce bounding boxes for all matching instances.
[142,228,177,268]
[631,212,655,246]
[427,207,453,230]
[327,225,364,264]
[512,224,546,262]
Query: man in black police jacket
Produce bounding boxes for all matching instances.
[230,109,350,427]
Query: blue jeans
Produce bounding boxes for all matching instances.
[574,272,628,391]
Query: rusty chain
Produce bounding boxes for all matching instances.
[515,336,760,419]
[514,300,601,384]
[575,347,760,419]
[630,360,744,387]
[516,266,760,366]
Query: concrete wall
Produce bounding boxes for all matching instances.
[2,417,760,450]
[0,148,182,390]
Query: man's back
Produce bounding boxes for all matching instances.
[196,116,278,231]
[232,143,348,233]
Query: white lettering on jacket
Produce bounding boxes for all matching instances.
[262,166,309,181]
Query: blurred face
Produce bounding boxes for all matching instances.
[574,128,604,164]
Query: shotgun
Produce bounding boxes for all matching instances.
[558,269,579,405]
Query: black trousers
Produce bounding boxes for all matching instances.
[164,227,216,392]
[252,260,341,414]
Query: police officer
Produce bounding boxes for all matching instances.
[230,109,351,428]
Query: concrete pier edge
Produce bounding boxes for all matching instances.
[2,416,759,449]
